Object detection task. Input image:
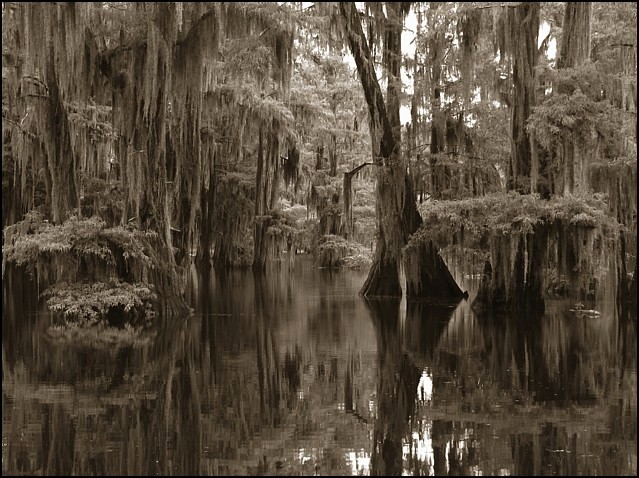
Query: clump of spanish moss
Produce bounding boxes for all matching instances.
[409,192,622,310]
[3,211,160,325]
[315,234,371,269]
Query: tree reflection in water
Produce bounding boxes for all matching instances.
[378,298,637,476]
[365,298,422,475]
[2,258,636,475]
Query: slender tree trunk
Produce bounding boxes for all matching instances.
[329,133,338,177]
[254,126,268,270]
[196,146,216,268]
[343,162,372,238]
[429,21,447,199]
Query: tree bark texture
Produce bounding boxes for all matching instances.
[404,239,464,300]
[339,2,422,298]
[508,3,539,194]
[558,2,592,196]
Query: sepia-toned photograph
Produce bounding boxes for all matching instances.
[2,2,636,476]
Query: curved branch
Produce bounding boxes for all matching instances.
[339,2,397,163]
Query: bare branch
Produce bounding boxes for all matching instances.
[2,116,37,138]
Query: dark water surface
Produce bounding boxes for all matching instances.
[3,256,637,475]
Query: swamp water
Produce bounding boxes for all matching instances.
[2,255,636,475]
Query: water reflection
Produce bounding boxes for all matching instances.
[2,257,636,475]
[365,299,422,475]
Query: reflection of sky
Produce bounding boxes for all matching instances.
[346,450,371,475]
[403,428,434,475]
[404,370,434,474]
[418,368,433,402]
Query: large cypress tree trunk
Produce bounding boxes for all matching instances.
[42,47,79,224]
[508,3,540,194]
[557,2,592,195]
[558,3,592,69]
[340,2,422,298]
[108,5,187,313]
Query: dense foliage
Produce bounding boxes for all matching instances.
[1,2,636,318]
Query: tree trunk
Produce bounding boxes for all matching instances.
[43,33,78,224]
[429,14,448,199]
[329,134,338,177]
[342,162,372,238]
[404,239,463,300]
[558,3,592,70]
[508,3,540,194]
[110,9,187,314]
[253,126,268,271]
[339,2,422,298]
[557,2,592,195]
[196,146,216,268]
[472,228,548,311]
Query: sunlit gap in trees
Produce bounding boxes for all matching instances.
[322,4,557,129]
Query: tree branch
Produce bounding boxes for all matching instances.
[339,2,397,162]
[1,116,36,138]
[345,162,372,177]
[471,2,523,10]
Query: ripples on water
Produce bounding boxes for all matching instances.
[2,256,637,475]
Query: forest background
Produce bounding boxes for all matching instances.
[1,2,636,326]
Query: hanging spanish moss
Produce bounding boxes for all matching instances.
[589,159,637,303]
[408,193,622,311]
[457,9,483,101]
[212,169,255,268]
[14,3,96,223]
[283,143,300,190]
[495,3,540,193]
[3,2,303,312]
